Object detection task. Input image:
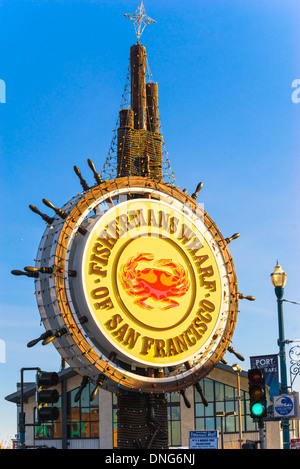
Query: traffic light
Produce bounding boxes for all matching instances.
[36,371,60,421]
[248,368,267,420]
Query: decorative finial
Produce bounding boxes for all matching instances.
[124,1,156,43]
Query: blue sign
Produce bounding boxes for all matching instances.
[273,394,296,418]
[250,354,279,415]
[189,431,219,449]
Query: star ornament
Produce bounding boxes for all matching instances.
[124,1,156,43]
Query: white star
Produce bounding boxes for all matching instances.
[124,2,156,43]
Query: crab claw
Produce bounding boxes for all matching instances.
[135,253,154,262]
[155,259,177,268]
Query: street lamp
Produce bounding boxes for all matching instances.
[270,261,290,450]
[270,260,287,289]
[232,364,243,449]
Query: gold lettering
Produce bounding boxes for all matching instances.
[170,216,179,234]
[148,209,159,227]
[91,286,110,299]
[154,339,166,357]
[128,209,147,230]
[90,253,108,267]
[201,279,216,292]
[159,211,170,231]
[183,329,196,346]
[98,229,117,249]
[117,214,129,237]
[200,299,215,312]
[112,323,128,342]
[187,236,204,255]
[105,313,122,330]
[141,336,155,355]
[166,338,178,356]
[194,254,209,269]
[199,265,214,278]
[197,310,212,324]
[180,224,194,245]
[89,262,107,278]
[123,328,141,349]
[188,324,202,340]
[107,220,120,239]
[95,297,114,310]
[92,243,110,258]
[173,335,188,353]
[193,317,208,334]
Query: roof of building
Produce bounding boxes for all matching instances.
[5,362,248,405]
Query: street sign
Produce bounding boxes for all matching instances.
[273,394,296,418]
[250,354,279,417]
[189,431,219,449]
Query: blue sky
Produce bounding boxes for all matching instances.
[0,0,300,441]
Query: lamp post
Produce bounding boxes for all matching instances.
[232,364,243,449]
[270,261,290,449]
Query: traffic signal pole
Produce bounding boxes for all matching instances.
[19,367,60,449]
[258,420,265,449]
[19,367,41,449]
[248,368,267,449]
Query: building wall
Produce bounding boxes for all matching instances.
[99,389,113,449]
[20,366,287,449]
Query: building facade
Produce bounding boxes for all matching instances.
[7,362,298,449]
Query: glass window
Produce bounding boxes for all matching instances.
[215,401,225,414]
[203,378,213,401]
[195,417,205,431]
[225,415,235,433]
[195,403,204,417]
[215,382,224,401]
[204,402,214,417]
[112,394,118,448]
[225,385,234,400]
[66,383,99,439]
[169,420,181,447]
[205,417,215,430]
[167,393,181,447]
[34,396,62,440]
[225,400,235,414]
[194,377,259,435]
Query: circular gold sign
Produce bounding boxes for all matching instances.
[81,198,222,367]
[34,177,239,393]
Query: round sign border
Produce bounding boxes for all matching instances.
[34,176,239,393]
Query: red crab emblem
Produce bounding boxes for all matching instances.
[120,253,190,310]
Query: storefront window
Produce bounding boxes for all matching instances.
[195,378,257,434]
[167,393,181,447]
[67,384,99,439]
[112,394,117,448]
[34,396,62,440]
[34,383,99,440]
